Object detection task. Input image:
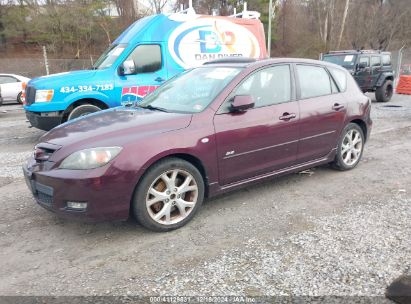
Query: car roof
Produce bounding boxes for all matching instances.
[203,57,346,70]
[324,50,391,55]
[0,73,29,78]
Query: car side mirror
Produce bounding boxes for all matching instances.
[230,95,254,112]
[357,62,367,70]
[118,60,136,76]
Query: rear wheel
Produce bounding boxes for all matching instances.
[375,80,393,103]
[132,158,204,232]
[331,123,365,171]
[67,104,101,120]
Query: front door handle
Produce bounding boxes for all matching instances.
[279,112,296,121]
[155,77,165,83]
[332,103,345,111]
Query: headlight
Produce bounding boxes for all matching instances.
[35,89,54,102]
[59,147,122,170]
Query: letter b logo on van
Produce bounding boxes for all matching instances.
[199,30,222,53]
[168,17,261,69]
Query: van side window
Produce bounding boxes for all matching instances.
[296,65,332,99]
[359,56,370,67]
[329,67,347,92]
[233,65,291,108]
[126,45,162,74]
[371,56,381,67]
[382,54,391,66]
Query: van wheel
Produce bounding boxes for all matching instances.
[331,123,365,171]
[375,80,393,103]
[17,92,23,104]
[132,158,205,232]
[67,104,101,120]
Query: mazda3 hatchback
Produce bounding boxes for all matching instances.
[23,58,372,231]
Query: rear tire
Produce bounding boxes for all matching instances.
[375,80,393,103]
[331,123,365,171]
[132,158,205,232]
[67,104,101,121]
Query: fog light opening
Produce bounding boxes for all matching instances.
[66,201,88,211]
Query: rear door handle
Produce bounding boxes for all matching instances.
[279,112,296,121]
[332,103,345,111]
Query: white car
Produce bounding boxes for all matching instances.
[0,74,31,105]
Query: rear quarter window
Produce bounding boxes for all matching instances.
[328,67,347,92]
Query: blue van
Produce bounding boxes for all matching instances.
[23,9,267,130]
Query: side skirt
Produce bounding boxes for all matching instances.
[208,148,337,197]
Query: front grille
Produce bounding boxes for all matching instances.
[25,86,36,105]
[34,182,54,206]
[36,191,53,206]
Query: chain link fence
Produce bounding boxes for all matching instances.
[0,58,93,78]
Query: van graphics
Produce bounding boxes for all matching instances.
[59,84,114,94]
[168,18,261,69]
[121,86,159,104]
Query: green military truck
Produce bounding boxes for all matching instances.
[322,50,394,102]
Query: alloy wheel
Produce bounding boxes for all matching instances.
[146,169,199,225]
[341,129,363,166]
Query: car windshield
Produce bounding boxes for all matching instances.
[323,54,358,68]
[93,44,127,70]
[139,67,242,113]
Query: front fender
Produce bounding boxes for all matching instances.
[376,72,394,87]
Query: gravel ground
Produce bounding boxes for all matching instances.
[0,94,410,299]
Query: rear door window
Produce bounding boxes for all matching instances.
[371,56,381,67]
[296,65,333,99]
[382,54,391,66]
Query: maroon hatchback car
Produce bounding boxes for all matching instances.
[23,58,372,231]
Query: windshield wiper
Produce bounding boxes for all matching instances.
[138,104,170,113]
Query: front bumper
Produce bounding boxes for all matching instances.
[25,111,63,131]
[22,158,133,222]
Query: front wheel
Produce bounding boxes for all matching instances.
[132,158,205,232]
[67,104,101,121]
[17,92,23,104]
[375,80,393,103]
[331,123,365,171]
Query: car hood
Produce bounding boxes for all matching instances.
[28,70,97,89]
[40,107,192,150]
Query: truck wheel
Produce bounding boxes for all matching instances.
[375,80,393,103]
[67,104,101,120]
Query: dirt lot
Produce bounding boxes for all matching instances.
[0,94,410,297]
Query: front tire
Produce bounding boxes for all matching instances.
[132,158,205,232]
[67,104,101,121]
[331,123,365,171]
[375,80,393,103]
[17,92,23,104]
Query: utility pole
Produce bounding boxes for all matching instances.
[267,0,272,57]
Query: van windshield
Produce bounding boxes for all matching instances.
[323,54,358,68]
[93,44,127,70]
[139,67,242,114]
